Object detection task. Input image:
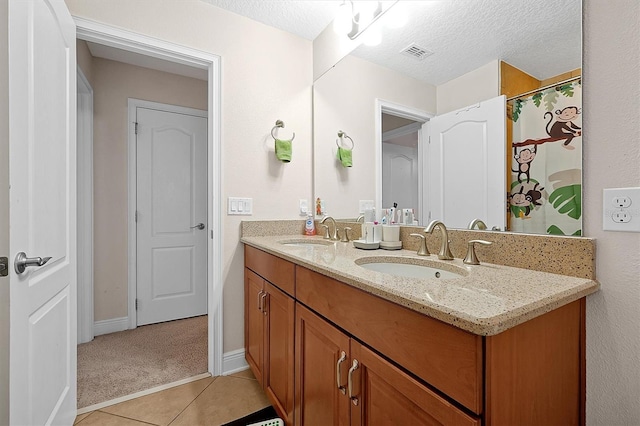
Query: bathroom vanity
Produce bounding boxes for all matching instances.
[242,229,598,426]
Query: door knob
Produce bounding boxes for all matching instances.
[14,252,52,274]
[190,223,205,230]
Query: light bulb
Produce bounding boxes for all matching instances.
[354,1,377,28]
[333,2,353,34]
[362,27,381,46]
[384,4,407,29]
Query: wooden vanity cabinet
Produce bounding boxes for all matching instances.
[245,246,295,425]
[295,303,479,426]
[244,246,585,425]
[295,303,351,426]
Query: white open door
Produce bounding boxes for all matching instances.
[8,0,77,424]
[134,104,208,326]
[426,95,506,230]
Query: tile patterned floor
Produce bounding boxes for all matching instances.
[74,370,270,426]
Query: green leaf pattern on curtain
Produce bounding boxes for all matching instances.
[549,184,582,219]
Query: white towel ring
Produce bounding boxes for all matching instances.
[336,130,354,150]
[271,120,295,141]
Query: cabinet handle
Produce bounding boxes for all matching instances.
[261,293,268,316]
[336,351,347,395]
[348,359,359,406]
[257,290,264,312]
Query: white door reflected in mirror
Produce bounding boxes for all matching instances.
[427,96,506,230]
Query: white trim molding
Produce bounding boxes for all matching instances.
[222,349,249,375]
[75,17,224,376]
[93,317,129,337]
[77,67,94,344]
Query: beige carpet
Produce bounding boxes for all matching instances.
[78,315,208,409]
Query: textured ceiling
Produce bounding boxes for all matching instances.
[201,0,339,40]
[352,0,582,84]
[204,0,582,85]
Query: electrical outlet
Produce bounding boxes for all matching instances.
[612,196,632,208]
[299,199,308,216]
[603,187,640,232]
[612,211,631,223]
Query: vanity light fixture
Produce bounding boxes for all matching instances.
[333,1,399,42]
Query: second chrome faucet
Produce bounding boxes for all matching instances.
[425,220,454,260]
[410,220,454,260]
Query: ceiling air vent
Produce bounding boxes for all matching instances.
[400,43,433,61]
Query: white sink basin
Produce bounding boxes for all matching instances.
[280,239,334,248]
[357,258,466,279]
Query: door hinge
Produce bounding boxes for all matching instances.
[134,122,139,135]
[211,230,213,239]
[428,136,431,144]
[135,210,138,222]
[135,299,139,310]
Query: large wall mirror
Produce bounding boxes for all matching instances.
[313,0,582,235]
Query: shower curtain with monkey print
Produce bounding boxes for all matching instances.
[508,80,582,236]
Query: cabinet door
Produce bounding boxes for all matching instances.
[264,281,295,425]
[295,303,351,426]
[245,269,265,384]
[349,341,480,426]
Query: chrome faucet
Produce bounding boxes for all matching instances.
[320,216,339,240]
[340,227,352,243]
[425,220,454,260]
[468,218,487,230]
[356,214,365,223]
[464,240,492,265]
[409,233,430,256]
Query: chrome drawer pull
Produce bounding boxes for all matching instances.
[336,351,347,395]
[348,359,359,406]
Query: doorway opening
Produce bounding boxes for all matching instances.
[74,19,222,411]
[375,100,433,226]
[381,114,422,224]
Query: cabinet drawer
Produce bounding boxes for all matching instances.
[245,245,295,297]
[296,266,483,414]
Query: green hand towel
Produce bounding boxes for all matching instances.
[337,147,352,167]
[275,139,292,162]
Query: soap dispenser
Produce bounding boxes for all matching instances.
[304,212,316,236]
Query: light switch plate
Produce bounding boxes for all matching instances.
[228,197,253,215]
[359,200,374,213]
[603,187,640,232]
[299,199,308,216]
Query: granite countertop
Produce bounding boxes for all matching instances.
[241,235,600,336]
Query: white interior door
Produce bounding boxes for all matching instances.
[135,105,208,326]
[8,0,77,424]
[427,95,506,230]
[382,142,419,220]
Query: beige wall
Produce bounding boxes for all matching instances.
[76,39,94,85]
[66,0,314,351]
[436,60,500,115]
[0,0,8,423]
[313,54,436,218]
[91,57,207,321]
[583,0,640,423]
[0,0,633,421]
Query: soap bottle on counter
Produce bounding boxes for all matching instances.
[304,212,316,236]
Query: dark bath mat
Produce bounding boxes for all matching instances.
[222,405,279,426]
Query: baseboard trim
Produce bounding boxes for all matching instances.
[93,316,129,336]
[222,348,248,375]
